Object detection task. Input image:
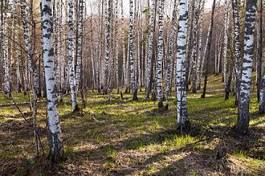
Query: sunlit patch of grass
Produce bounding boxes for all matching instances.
[64,146,75,157]
[104,145,118,161]
[0,107,27,116]
[58,104,73,115]
[146,164,159,174]
[250,116,265,127]
[1,108,17,114]
[139,135,197,153]
[0,92,29,104]
[231,150,263,171]
[163,135,197,148]
[232,150,249,159]
[148,121,161,132]
[190,170,199,176]
[250,98,259,113]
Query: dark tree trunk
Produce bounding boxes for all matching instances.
[257,0,263,103]
[201,0,216,98]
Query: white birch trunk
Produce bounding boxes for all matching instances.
[156,0,165,107]
[236,0,257,135]
[21,0,40,97]
[67,0,78,111]
[2,17,11,97]
[176,0,189,129]
[165,0,178,99]
[120,0,127,88]
[145,0,156,99]
[257,0,265,114]
[114,0,119,89]
[195,1,205,90]
[190,0,203,93]
[41,0,63,161]
[199,25,211,92]
[103,0,112,94]
[128,0,138,100]
[231,0,242,105]
[223,0,230,99]
[75,0,84,90]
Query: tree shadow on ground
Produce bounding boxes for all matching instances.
[3,119,263,175]
[1,94,264,175]
[110,125,265,175]
[0,119,46,142]
[149,126,265,176]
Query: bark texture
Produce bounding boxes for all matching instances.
[41,0,63,161]
[176,0,189,130]
[236,0,257,135]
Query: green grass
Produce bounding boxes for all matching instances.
[231,150,264,173]
[0,75,264,175]
[0,92,30,104]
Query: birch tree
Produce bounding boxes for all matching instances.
[67,0,79,111]
[21,0,41,97]
[256,0,263,103]
[2,23,11,97]
[223,0,230,100]
[190,0,203,93]
[186,0,196,88]
[0,1,11,97]
[258,0,265,113]
[145,0,156,99]
[41,0,63,161]
[195,7,205,90]
[75,0,84,90]
[114,0,119,90]
[156,0,165,108]
[121,0,127,90]
[128,0,138,100]
[231,0,242,105]
[236,0,257,135]
[103,0,112,94]
[176,0,189,130]
[165,0,178,100]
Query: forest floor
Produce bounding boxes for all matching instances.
[0,75,265,176]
